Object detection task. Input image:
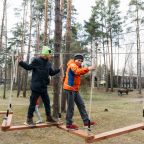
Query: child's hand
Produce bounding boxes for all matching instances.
[16,56,23,62]
[88,66,96,71]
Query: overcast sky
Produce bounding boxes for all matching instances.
[0,0,130,31]
[73,0,95,23]
[1,0,140,73]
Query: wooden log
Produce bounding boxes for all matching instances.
[86,123,144,143]
[2,122,63,132]
[0,111,13,115]
[1,114,13,131]
[57,125,94,141]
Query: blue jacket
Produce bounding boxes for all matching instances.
[19,57,60,93]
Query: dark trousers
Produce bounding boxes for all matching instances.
[65,90,89,125]
[27,89,51,119]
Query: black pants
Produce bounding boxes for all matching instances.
[65,90,89,125]
[27,88,51,119]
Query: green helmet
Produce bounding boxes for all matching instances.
[41,46,52,55]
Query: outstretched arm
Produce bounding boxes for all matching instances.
[70,65,96,75]
[19,58,38,70]
[71,65,89,75]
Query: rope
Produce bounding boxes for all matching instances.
[89,75,94,120]
[7,53,16,114]
[88,40,97,132]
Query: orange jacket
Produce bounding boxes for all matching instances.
[63,59,89,91]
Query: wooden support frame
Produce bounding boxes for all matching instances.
[58,123,144,143]
[1,112,144,143]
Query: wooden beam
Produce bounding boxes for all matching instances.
[86,123,144,143]
[57,125,94,141]
[1,114,13,131]
[0,111,13,114]
[2,122,63,132]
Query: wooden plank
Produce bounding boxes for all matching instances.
[2,122,63,132]
[1,114,13,130]
[87,123,144,143]
[57,125,94,141]
[0,111,13,114]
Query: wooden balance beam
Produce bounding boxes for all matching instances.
[86,122,144,143]
[2,123,61,132]
[57,125,94,141]
[2,122,63,132]
[1,111,63,132]
[58,123,144,143]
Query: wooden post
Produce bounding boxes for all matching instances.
[1,114,13,130]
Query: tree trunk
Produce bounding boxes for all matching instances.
[17,0,28,97]
[0,0,7,50]
[3,64,7,99]
[61,0,72,112]
[105,37,109,92]
[109,31,113,92]
[17,67,21,97]
[44,0,48,45]
[116,37,120,88]
[36,20,40,52]
[136,2,141,94]
[3,2,7,99]
[59,0,65,113]
[53,0,62,118]
[23,0,32,97]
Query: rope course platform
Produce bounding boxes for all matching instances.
[57,123,144,143]
[1,111,144,143]
[0,112,63,131]
[86,123,144,143]
[57,124,94,142]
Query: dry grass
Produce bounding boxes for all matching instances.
[0,88,144,144]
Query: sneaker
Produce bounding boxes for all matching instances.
[66,124,79,130]
[46,116,57,123]
[36,119,43,124]
[84,121,96,127]
[24,118,35,126]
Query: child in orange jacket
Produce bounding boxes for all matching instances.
[63,54,96,130]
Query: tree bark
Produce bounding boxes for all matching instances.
[0,0,7,50]
[44,0,48,45]
[23,0,32,97]
[61,0,72,112]
[136,1,141,94]
[53,0,62,118]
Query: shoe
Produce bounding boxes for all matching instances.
[46,116,57,123]
[66,124,79,130]
[84,121,96,127]
[36,119,43,124]
[24,118,35,126]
